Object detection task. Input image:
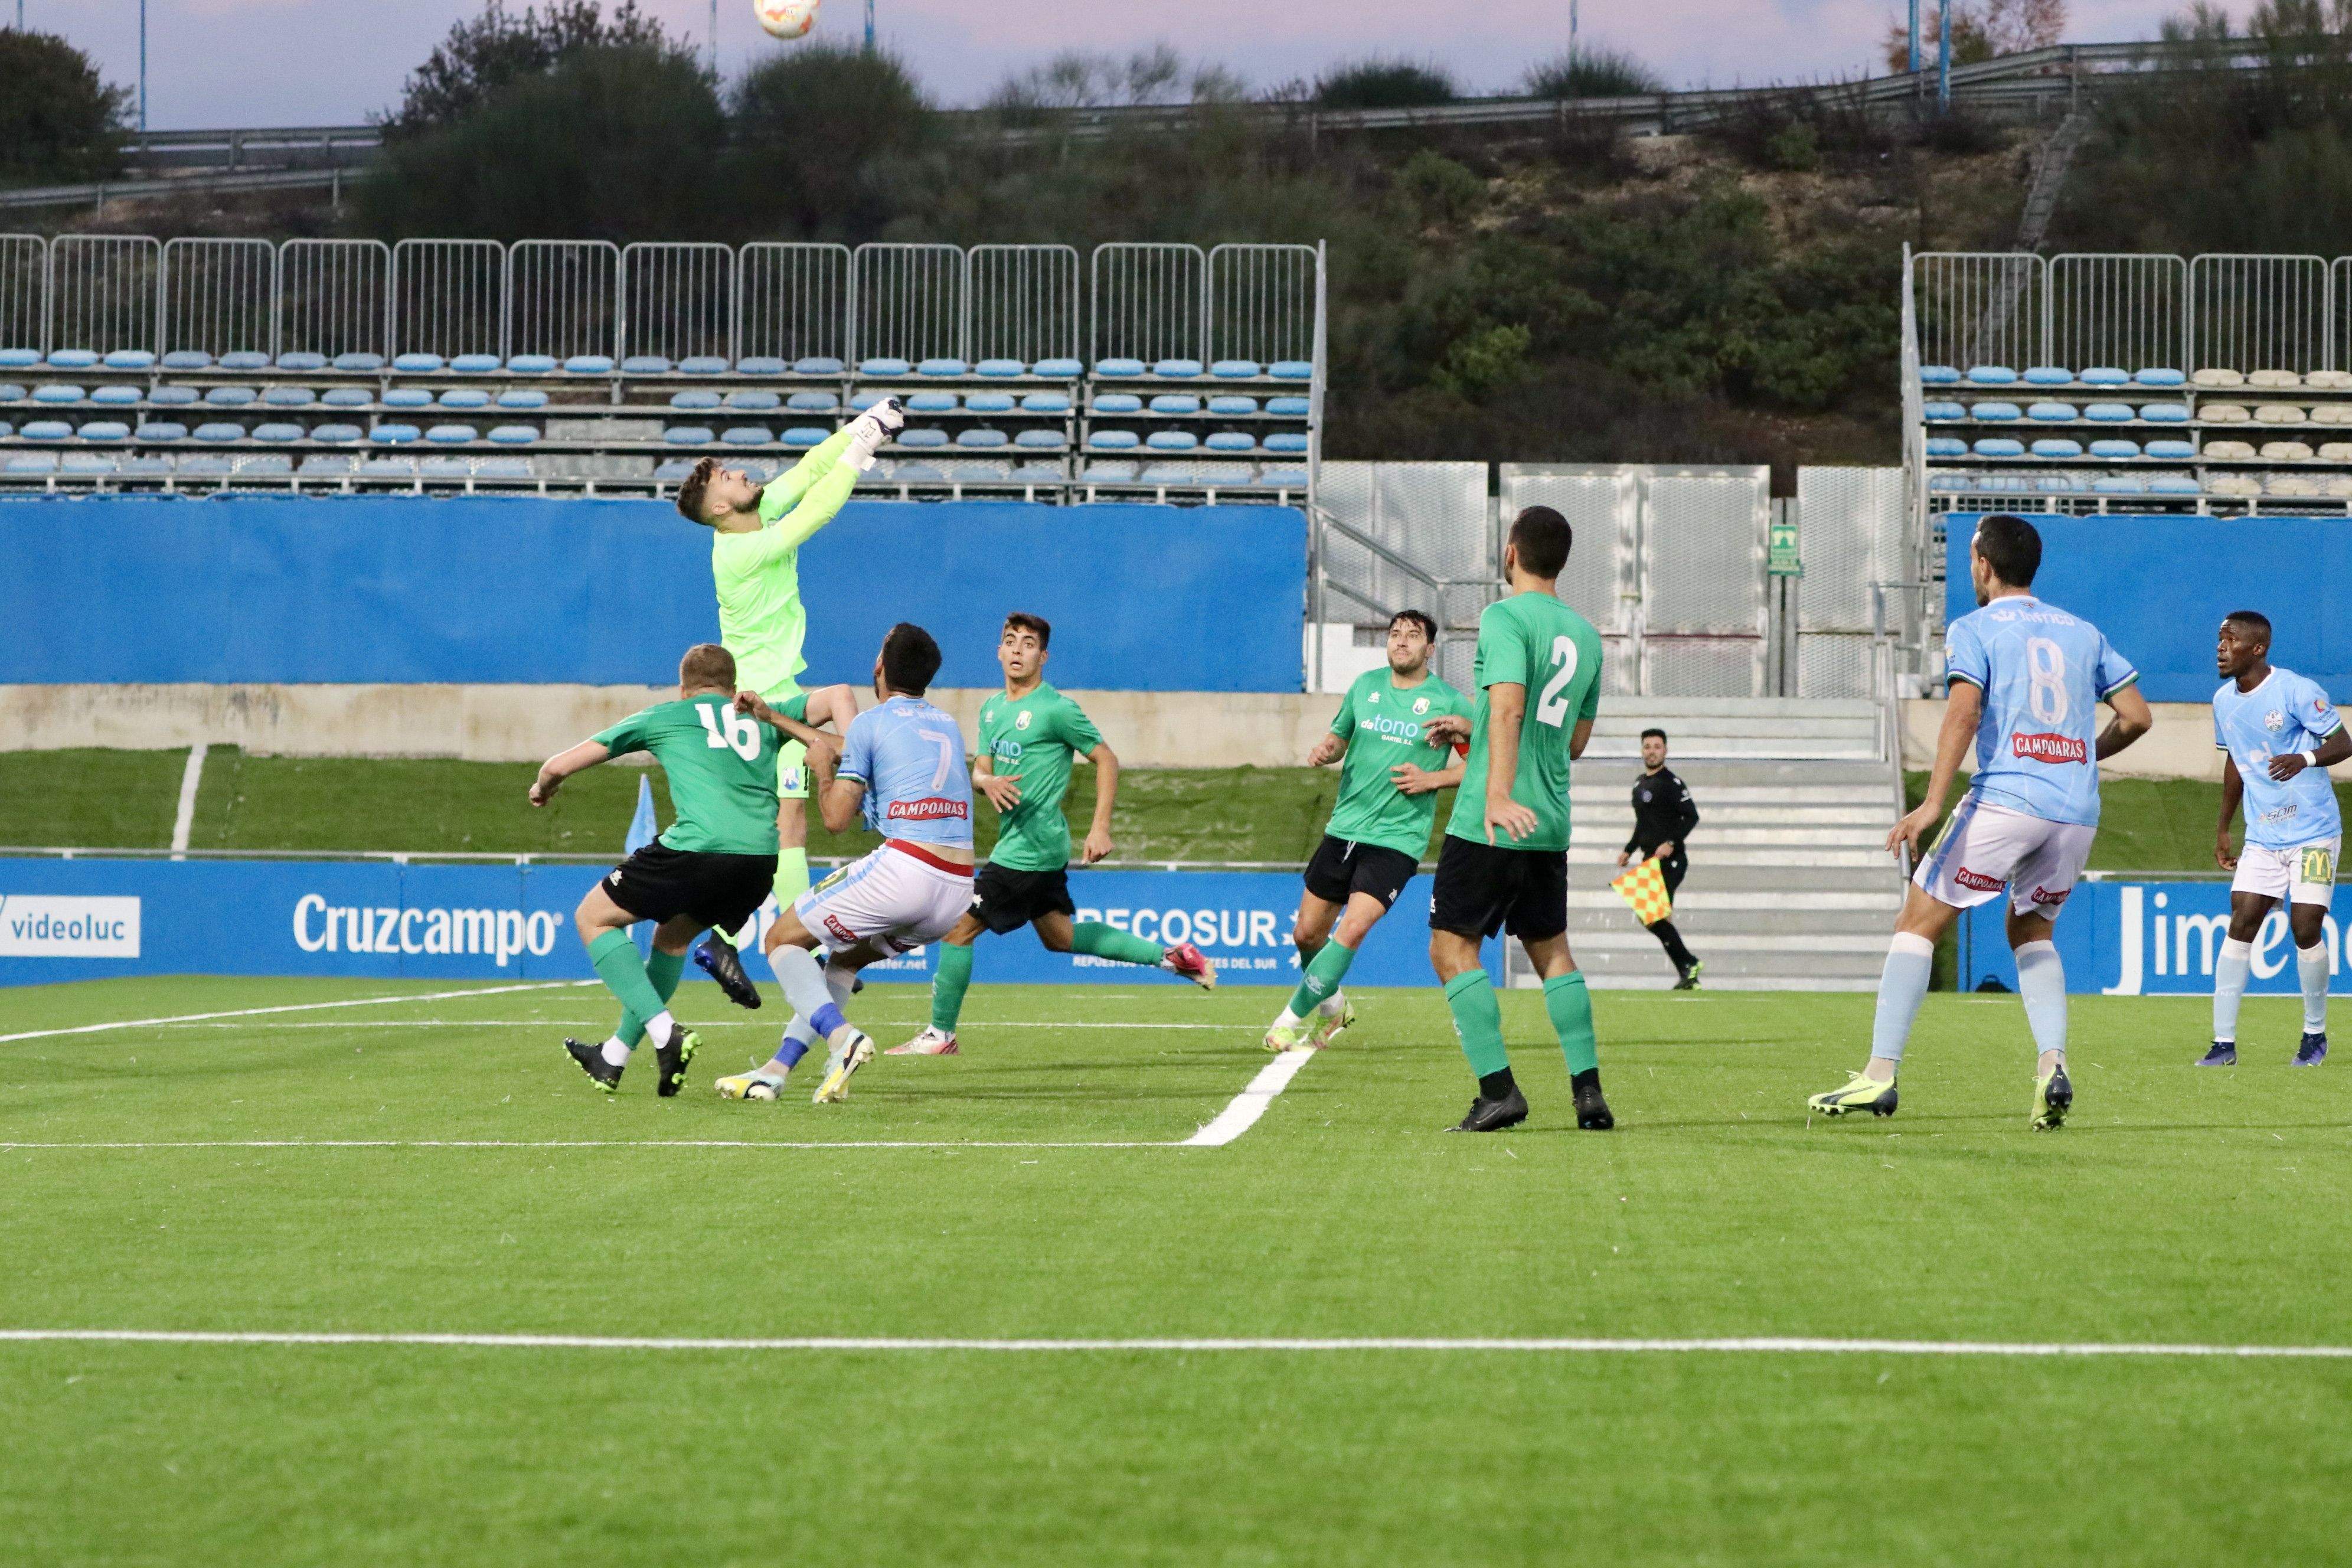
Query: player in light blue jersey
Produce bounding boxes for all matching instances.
[1809,515,2152,1128]
[2201,610,2350,1069]
[718,623,979,1105]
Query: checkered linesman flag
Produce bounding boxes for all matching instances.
[1609,854,1673,926]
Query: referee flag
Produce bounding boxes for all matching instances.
[1609,854,1673,926]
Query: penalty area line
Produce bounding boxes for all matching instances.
[2,1330,2349,1360]
[0,981,602,1046]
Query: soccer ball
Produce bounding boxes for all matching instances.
[754,0,819,38]
[746,1079,780,1101]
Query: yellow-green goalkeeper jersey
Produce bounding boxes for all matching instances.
[1445,592,1605,853]
[710,429,860,699]
[1324,668,1471,860]
[976,681,1103,872]
[592,694,793,856]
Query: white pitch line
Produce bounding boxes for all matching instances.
[0,981,602,1045]
[0,1139,1171,1151]
[2,1329,2349,1359]
[141,1018,1240,1031]
[1181,1047,1315,1147]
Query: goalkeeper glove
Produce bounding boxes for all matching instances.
[843,397,907,470]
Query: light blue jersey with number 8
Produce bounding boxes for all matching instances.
[1944,594,2138,828]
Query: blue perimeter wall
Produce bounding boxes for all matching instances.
[1961,879,2352,996]
[0,495,1305,692]
[1944,513,2352,702]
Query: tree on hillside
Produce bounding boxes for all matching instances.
[383,0,691,138]
[1524,46,1667,99]
[0,29,132,185]
[726,44,935,240]
[1310,58,1460,109]
[1881,0,2065,71]
[988,44,1246,113]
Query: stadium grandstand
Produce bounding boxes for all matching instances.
[0,235,1321,502]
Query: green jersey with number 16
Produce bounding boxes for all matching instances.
[592,694,787,856]
[1445,593,1605,852]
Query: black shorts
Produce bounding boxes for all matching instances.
[969,861,1076,935]
[601,842,775,935]
[1428,834,1570,942]
[1302,835,1421,910]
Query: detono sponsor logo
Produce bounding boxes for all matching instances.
[1357,716,1428,743]
[2012,732,2088,765]
[0,895,141,958]
[292,895,560,967]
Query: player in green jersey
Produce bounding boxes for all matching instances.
[1262,609,1468,1053]
[1421,507,1612,1134]
[891,612,1219,1057]
[530,643,843,1097]
[672,395,904,1002]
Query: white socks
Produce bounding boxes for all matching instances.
[2213,937,2252,1044]
[2299,940,2330,1034]
[2013,940,2067,1063]
[600,1035,631,1067]
[1868,932,1936,1069]
[1273,990,1346,1031]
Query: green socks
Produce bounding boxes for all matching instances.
[616,947,685,1047]
[1286,936,1355,1019]
[1072,920,1167,967]
[1443,968,1511,1077]
[776,847,811,910]
[588,929,665,1027]
[1544,971,1599,1075]
[932,940,975,1032]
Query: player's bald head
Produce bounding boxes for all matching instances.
[2223,610,2273,651]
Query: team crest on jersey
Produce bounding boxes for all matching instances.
[2265,710,2285,731]
[1015,711,1032,730]
[1367,691,1380,705]
[1413,697,1430,715]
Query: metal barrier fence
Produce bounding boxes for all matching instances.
[0,234,1326,371]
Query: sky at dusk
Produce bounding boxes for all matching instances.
[21,0,2210,129]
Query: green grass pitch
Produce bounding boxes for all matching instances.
[4,976,2350,1565]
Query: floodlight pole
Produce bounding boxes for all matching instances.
[1907,0,1920,76]
[139,0,148,131]
[1569,0,1577,61]
[1936,0,1951,110]
[864,0,876,53]
[708,0,717,73]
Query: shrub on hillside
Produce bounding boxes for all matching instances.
[383,0,687,138]
[726,45,934,239]
[0,29,131,186]
[1311,58,1459,109]
[1523,46,1666,99]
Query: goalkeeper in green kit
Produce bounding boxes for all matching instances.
[891,612,1217,1057]
[671,396,904,1005]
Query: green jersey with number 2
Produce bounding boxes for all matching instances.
[1445,592,1605,853]
[592,695,786,856]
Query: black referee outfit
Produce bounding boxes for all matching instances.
[1624,765,1701,982]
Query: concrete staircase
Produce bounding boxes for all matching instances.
[1509,697,1905,992]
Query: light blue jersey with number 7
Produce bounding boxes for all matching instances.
[836,694,975,847]
[1944,594,2137,828]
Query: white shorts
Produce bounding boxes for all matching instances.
[2231,837,2340,907]
[795,839,973,955]
[1914,799,2096,919]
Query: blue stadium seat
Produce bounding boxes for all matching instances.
[177,454,237,476]
[1208,394,1257,416]
[206,386,260,407]
[1093,394,1144,414]
[1033,357,1082,379]
[956,429,1008,449]
[394,352,446,373]
[263,386,317,407]
[32,385,85,404]
[2150,475,2202,495]
[135,422,187,442]
[194,422,248,443]
[4,453,58,473]
[322,387,373,409]
[1152,358,1204,378]
[1082,459,1138,482]
[220,351,271,371]
[1139,463,1201,484]
[2093,476,2147,495]
[890,462,946,482]
[1922,400,1965,421]
[1206,432,1255,453]
[1970,401,2020,422]
[785,391,838,412]
[2080,367,2129,387]
[2140,403,2190,423]
[420,456,475,479]
[79,420,130,442]
[670,390,723,410]
[858,357,912,376]
[621,355,672,375]
[563,355,615,375]
[2089,439,2140,459]
[1269,361,1314,381]
[1966,365,2018,385]
[1266,396,1311,416]
[1258,468,1309,488]
[103,349,156,370]
[722,357,778,377]
[1021,391,1072,414]
[488,425,538,445]
[680,356,729,375]
[2134,368,2187,387]
[1211,360,1261,379]
[2023,366,2073,386]
[0,348,37,370]
[2145,439,2197,459]
[117,455,173,476]
[919,358,968,377]
[496,390,548,410]
[383,388,434,410]
[439,388,491,409]
[1014,429,1067,450]
[19,419,71,440]
[1094,357,1146,378]
[361,456,416,477]
[1149,394,1202,414]
[1146,430,1199,451]
[451,354,502,374]
[1087,430,1139,451]
[508,354,558,375]
[1263,432,1310,455]
[721,426,771,446]
[2030,438,2083,458]
[369,424,422,445]
[2082,402,2134,422]
[654,458,700,481]
[965,392,1015,414]
[1919,365,1960,385]
[45,349,97,370]
[426,424,478,445]
[1011,462,1067,484]
[664,426,716,445]
[253,422,305,443]
[897,428,950,449]
[1972,438,2025,457]
[0,421,11,438]
[332,352,387,373]
[782,427,828,447]
[299,454,361,475]
[726,390,782,411]
[790,355,844,374]
[976,358,1025,378]
[92,385,141,407]
[61,453,118,475]
[2027,401,2077,422]
[906,391,958,413]
[476,456,534,478]
[0,384,21,403]
[309,423,364,444]
[1924,437,1967,458]
[275,351,328,372]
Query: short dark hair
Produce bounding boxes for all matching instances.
[880,622,943,695]
[675,456,721,525]
[1002,612,1052,651]
[1641,727,1667,744]
[680,642,736,691]
[1972,514,2043,589]
[1389,609,1438,642]
[1508,506,1573,579]
[2224,609,2273,647]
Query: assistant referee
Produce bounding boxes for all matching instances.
[1615,726,1703,988]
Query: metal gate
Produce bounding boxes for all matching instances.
[1313,461,1492,692]
[1495,465,1768,696]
